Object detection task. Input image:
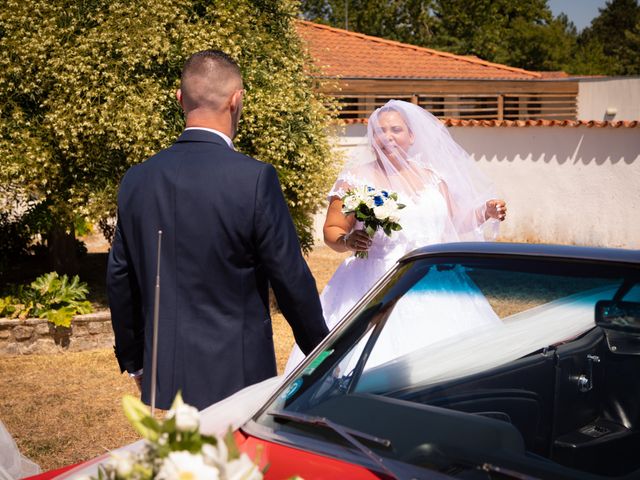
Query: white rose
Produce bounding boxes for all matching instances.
[373,204,392,220]
[384,198,398,210]
[106,452,134,478]
[353,186,371,206]
[156,451,220,480]
[167,403,200,432]
[363,192,375,208]
[342,194,359,211]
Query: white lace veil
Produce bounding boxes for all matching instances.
[329,100,499,241]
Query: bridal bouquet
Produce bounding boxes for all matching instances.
[92,393,263,480]
[341,186,405,259]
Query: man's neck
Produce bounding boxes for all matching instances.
[184,126,233,149]
[185,112,233,139]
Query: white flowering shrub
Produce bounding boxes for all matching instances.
[0,0,337,253]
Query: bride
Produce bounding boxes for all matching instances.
[285,100,507,373]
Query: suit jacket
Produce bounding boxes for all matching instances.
[107,129,328,410]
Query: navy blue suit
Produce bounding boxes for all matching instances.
[107,129,328,410]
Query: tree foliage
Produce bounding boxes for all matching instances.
[301,0,639,75]
[302,0,437,46]
[0,0,337,261]
[571,0,640,75]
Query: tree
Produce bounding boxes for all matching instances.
[0,0,336,272]
[430,0,579,70]
[301,0,437,46]
[573,0,640,75]
[503,14,577,72]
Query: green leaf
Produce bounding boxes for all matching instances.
[122,395,159,441]
[43,306,76,328]
[224,427,241,461]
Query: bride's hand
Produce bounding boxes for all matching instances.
[485,199,507,221]
[343,229,372,253]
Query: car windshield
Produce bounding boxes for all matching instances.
[252,254,640,478]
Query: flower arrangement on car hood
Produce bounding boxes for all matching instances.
[93,393,263,480]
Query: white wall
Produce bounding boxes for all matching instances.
[578,77,640,121]
[318,124,640,249]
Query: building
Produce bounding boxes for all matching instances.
[296,21,640,249]
[296,20,579,121]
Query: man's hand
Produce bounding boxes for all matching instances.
[133,374,143,393]
[129,369,143,393]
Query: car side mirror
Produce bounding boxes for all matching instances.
[595,300,640,355]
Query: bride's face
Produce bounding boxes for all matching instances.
[374,110,414,163]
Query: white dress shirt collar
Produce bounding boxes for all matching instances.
[184,127,234,149]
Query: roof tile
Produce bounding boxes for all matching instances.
[341,118,639,128]
[296,20,541,81]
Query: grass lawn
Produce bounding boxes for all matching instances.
[0,243,348,472]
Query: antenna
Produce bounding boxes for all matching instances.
[150,230,162,416]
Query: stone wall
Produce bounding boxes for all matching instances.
[0,311,113,355]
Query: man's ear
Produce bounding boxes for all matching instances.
[176,89,183,107]
[229,89,243,112]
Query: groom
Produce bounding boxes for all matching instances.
[107,50,328,410]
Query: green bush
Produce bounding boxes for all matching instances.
[0,0,337,253]
[0,272,93,327]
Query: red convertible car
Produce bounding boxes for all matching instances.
[28,243,640,479]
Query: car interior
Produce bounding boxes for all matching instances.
[263,258,640,479]
[296,311,640,479]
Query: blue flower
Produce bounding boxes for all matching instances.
[373,195,384,206]
[367,186,375,192]
[381,190,389,198]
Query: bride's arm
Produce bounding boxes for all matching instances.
[438,180,506,226]
[323,197,370,254]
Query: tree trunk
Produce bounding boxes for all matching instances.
[47,225,79,275]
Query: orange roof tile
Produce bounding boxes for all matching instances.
[296,20,541,81]
[341,118,639,128]
[534,71,571,79]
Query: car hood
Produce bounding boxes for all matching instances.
[49,376,284,479]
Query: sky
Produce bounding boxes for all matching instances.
[547,0,609,31]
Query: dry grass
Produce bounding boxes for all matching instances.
[0,246,348,472]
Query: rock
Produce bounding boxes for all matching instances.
[72,325,88,337]
[13,326,33,341]
[88,322,105,334]
[1,342,20,355]
[35,322,50,336]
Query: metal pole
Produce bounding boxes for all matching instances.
[150,230,162,416]
[345,0,349,31]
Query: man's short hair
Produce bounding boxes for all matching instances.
[180,50,242,112]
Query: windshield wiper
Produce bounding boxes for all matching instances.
[481,462,541,480]
[269,410,400,479]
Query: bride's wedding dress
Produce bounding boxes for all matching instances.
[284,177,502,374]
